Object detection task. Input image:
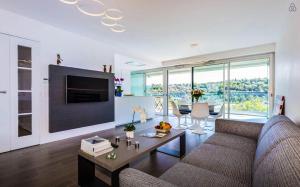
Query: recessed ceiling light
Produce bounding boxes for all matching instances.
[190,43,199,48]
[125,61,134,64]
[60,0,78,5]
[76,0,106,17]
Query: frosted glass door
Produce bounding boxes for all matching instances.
[0,35,11,153]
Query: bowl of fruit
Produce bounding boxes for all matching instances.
[155,121,172,133]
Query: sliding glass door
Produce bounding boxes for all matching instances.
[192,57,272,119]
[193,64,225,113]
[228,58,270,119]
[145,71,164,115]
[168,68,192,114]
[131,54,273,120]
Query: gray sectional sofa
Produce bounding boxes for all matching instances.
[119,115,300,187]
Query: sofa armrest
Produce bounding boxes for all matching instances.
[215,119,264,140]
[119,168,176,187]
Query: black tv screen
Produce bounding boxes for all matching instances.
[66,75,109,103]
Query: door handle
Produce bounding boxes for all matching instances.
[0,91,7,94]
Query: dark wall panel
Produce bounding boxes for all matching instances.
[49,65,115,133]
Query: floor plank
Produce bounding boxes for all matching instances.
[0,116,214,187]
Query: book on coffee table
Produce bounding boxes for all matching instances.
[81,136,113,157]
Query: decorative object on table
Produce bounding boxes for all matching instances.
[56,54,63,65]
[115,86,123,97]
[103,65,107,72]
[124,123,135,139]
[155,121,172,133]
[109,65,112,73]
[191,89,205,102]
[111,142,119,148]
[115,77,124,97]
[126,139,132,146]
[132,106,147,123]
[134,141,140,149]
[81,136,113,157]
[106,151,117,160]
[123,106,148,139]
[115,136,120,143]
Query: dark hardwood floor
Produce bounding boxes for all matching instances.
[0,116,214,187]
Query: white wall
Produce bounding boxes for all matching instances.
[275,9,300,124]
[0,9,125,144]
[114,54,154,95]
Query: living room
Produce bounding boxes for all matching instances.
[0,0,300,187]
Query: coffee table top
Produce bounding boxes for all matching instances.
[79,128,185,172]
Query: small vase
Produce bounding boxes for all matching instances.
[126,131,134,139]
[115,92,122,97]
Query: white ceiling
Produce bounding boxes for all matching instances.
[0,0,287,63]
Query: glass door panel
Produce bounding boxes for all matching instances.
[168,68,192,115]
[145,71,164,115]
[131,73,145,96]
[228,58,270,120]
[193,64,225,113]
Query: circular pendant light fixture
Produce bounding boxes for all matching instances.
[60,0,78,5]
[101,16,117,27]
[76,0,106,17]
[110,24,126,33]
[105,9,123,20]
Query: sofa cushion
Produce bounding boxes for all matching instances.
[160,162,248,187]
[258,115,293,143]
[253,138,300,187]
[205,132,257,157]
[215,119,263,140]
[254,120,300,171]
[120,168,176,187]
[182,144,252,185]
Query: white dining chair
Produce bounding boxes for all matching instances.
[189,103,209,134]
[209,104,225,120]
[205,104,225,131]
[170,101,187,129]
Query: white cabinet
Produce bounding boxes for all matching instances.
[0,34,40,153]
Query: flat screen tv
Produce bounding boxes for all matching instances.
[66,75,109,103]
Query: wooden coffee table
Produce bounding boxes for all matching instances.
[78,128,186,187]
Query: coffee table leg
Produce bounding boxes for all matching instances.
[180,132,186,158]
[78,155,96,186]
[111,164,129,187]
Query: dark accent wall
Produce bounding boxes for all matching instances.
[49,65,115,133]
